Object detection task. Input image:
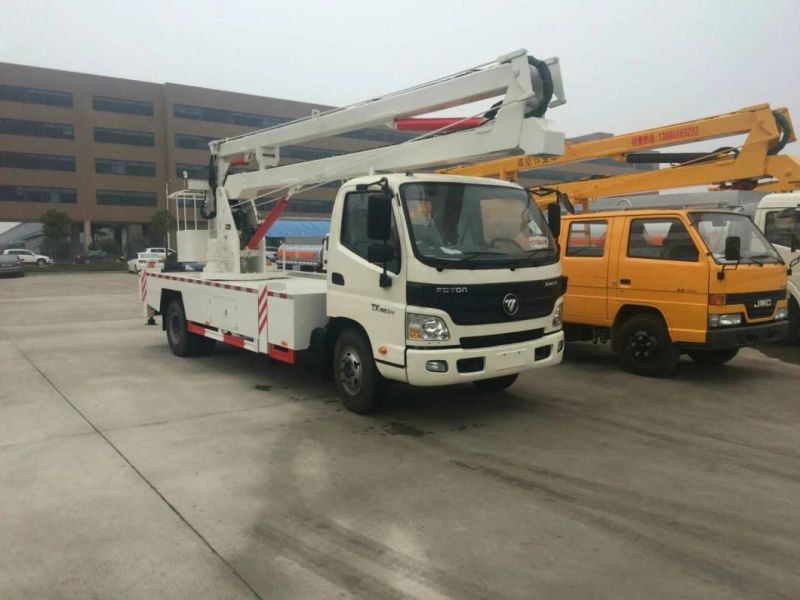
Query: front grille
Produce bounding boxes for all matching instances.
[726,289,785,319]
[460,328,544,349]
[407,278,565,326]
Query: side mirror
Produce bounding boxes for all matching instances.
[367,193,393,241]
[367,244,394,265]
[368,243,394,288]
[724,235,741,262]
[547,202,561,241]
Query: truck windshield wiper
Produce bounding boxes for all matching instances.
[745,253,778,264]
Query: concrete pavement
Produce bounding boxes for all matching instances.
[1,272,799,599]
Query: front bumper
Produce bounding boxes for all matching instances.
[702,321,788,349]
[405,330,564,386]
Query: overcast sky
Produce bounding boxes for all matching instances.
[1,0,799,235]
[2,0,799,141]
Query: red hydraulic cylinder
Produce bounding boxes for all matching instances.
[245,197,289,250]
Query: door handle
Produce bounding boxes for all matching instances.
[620,278,631,285]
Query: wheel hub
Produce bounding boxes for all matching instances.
[627,329,658,363]
[338,347,362,396]
[169,312,182,342]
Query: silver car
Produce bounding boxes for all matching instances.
[0,254,24,277]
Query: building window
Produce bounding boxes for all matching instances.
[0,84,73,107]
[175,163,208,179]
[96,158,156,177]
[0,151,75,171]
[0,117,74,140]
[283,146,344,161]
[340,191,401,273]
[0,185,77,204]
[174,133,215,150]
[93,96,153,116]
[566,221,608,257]
[174,104,286,129]
[96,190,157,207]
[94,127,154,147]
[628,218,699,262]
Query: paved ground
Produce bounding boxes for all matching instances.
[1,272,799,599]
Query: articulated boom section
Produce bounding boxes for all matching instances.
[198,49,566,277]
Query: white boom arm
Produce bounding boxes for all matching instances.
[201,49,566,276]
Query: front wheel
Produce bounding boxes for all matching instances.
[473,374,518,392]
[687,348,739,366]
[333,328,381,414]
[36,258,46,267]
[615,314,679,377]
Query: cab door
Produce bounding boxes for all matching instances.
[326,190,408,376]
[615,215,709,344]
[561,218,612,325]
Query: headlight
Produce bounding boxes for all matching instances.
[708,313,743,328]
[775,307,789,321]
[407,313,450,341]
[552,300,563,328]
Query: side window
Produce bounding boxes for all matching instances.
[340,192,401,273]
[764,211,796,247]
[566,221,608,257]
[628,218,699,262]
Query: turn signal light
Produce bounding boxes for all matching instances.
[708,294,726,306]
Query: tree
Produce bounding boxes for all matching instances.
[148,209,176,247]
[40,209,72,260]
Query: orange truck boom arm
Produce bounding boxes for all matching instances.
[442,103,799,208]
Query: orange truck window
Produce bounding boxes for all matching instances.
[627,218,699,262]
[566,221,607,257]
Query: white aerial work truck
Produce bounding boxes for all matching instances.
[140,50,569,413]
[753,193,800,340]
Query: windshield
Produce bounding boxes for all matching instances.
[400,182,556,268]
[690,212,781,264]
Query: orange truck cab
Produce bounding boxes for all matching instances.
[560,208,789,376]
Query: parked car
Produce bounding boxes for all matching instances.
[144,247,175,259]
[75,249,122,264]
[1,248,53,266]
[128,252,164,273]
[0,254,24,277]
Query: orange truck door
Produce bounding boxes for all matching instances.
[561,218,612,324]
[615,215,709,344]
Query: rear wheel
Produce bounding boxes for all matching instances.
[165,298,213,357]
[615,314,679,377]
[473,374,518,392]
[687,348,739,366]
[333,328,381,414]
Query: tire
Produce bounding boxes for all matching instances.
[333,327,381,414]
[165,298,211,357]
[473,374,518,392]
[615,313,679,377]
[687,348,739,366]
[36,258,46,267]
[788,298,800,344]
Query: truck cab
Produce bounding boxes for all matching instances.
[561,208,789,376]
[753,193,800,340]
[324,173,565,410]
